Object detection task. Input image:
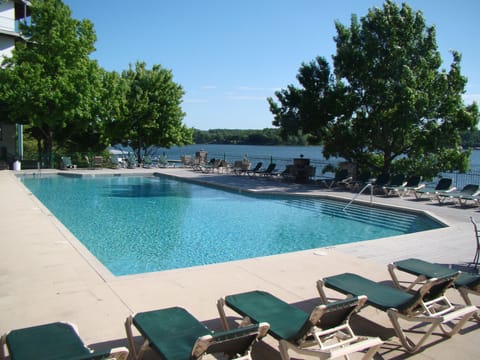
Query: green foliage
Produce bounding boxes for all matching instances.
[0,0,103,165]
[107,61,193,161]
[268,0,479,178]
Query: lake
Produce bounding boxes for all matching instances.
[129,144,480,173]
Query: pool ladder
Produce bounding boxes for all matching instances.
[343,183,374,212]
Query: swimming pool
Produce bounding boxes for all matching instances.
[20,174,444,275]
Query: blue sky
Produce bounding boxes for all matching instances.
[64,0,480,130]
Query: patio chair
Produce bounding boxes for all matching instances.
[246,162,263,176]
[125,306,269,360]
[371,173,390,194]
[94,156,104,169]
[436,183,480,206]
[320,169,352,189]
[382,174,406,196]
[217,290,382,360]
[414,178,454,199]
[0,321,128,360]
[256,163,276,177]
[317,272,477,353]
[383,175,423,197]
[388,257,480,320]
[60,156,76,169]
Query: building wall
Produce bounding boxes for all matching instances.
[0,34,15,59]
[0,1,23,163]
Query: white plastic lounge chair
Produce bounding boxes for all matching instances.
[61,156,76,169]
[383,175,423,197]
[217,290,382,360]
[436,184,480,206]
[388,258,480,320]
[318,272,477,353]
[125,306,269,360]
[1,321,128,360]
[382,174,406,196]
[414,178,454,199]
[245,161,263,176]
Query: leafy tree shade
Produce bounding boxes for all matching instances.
[269,1,479,179]
[107,62,193,162]
[0,0,104,165]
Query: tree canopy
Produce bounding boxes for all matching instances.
[0,0,192,165]
[268,0,479,178]
[107,62,192,162]
[0,0,102,164]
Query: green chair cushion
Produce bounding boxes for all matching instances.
[225,290,310,341]
[324,273,417,312]
[395,258,480,290]
[395,258,458,278]
[5,322,111,360]
[133,307,212,360]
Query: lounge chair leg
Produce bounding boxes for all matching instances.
[1,334,7,360]
[458,287,480,321]
[217,298,230,330]
[316,280,330,303]
[125,315,148,360]
[278,340,290,360]
[387,310,438,353]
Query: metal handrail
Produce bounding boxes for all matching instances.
[343,183,374,212]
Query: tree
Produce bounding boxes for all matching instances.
[108,61,193,163]
[269,1,479,178]
[0,0,103,165]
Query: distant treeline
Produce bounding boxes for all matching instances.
[194,128,480,148]
[192,128,314,145]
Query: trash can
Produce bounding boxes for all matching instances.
[13,160,21,171]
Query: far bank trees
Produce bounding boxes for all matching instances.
[268,1,479,178]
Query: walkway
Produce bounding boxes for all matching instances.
[1,168,479,359]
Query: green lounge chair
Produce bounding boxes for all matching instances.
[381,174,406,196]
[125,306,268,360]
[61,156,76,169]
[317,273,477,353]
[256,163,276,177]
[246,162,263,176]
[414,178,453,199]
[436,183,480,206]
[388,258,480,320]
[1,321,128,360]
[320,169,352,189]
[383,175,423,197]
[217,290,382,360]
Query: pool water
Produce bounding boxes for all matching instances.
[20,174,443,275]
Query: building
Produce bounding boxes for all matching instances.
[0,0,30,169]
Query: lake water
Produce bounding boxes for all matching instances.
[123,144,480,175]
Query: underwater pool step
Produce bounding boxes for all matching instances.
[283,198,417,232]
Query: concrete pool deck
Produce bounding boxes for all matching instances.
[1,167,479,359]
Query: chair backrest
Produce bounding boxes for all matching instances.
[460,184,479,195]
[335,169,349,181]
[389,174,406,186]
[288,296,367,345]
[61,156,72,166]
[313,296,367,330]
[402,273,459,315]
[192,323,269,359]
[251,162,262,171]
[264,163,276,173]
[374,173,390,186]
[405,175,421,187]
[435,178,452,190]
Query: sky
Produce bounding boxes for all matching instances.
[63,0,480,130]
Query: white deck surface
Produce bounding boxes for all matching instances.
[1,167,479,359]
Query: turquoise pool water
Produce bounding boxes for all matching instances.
[20,174,443,275]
